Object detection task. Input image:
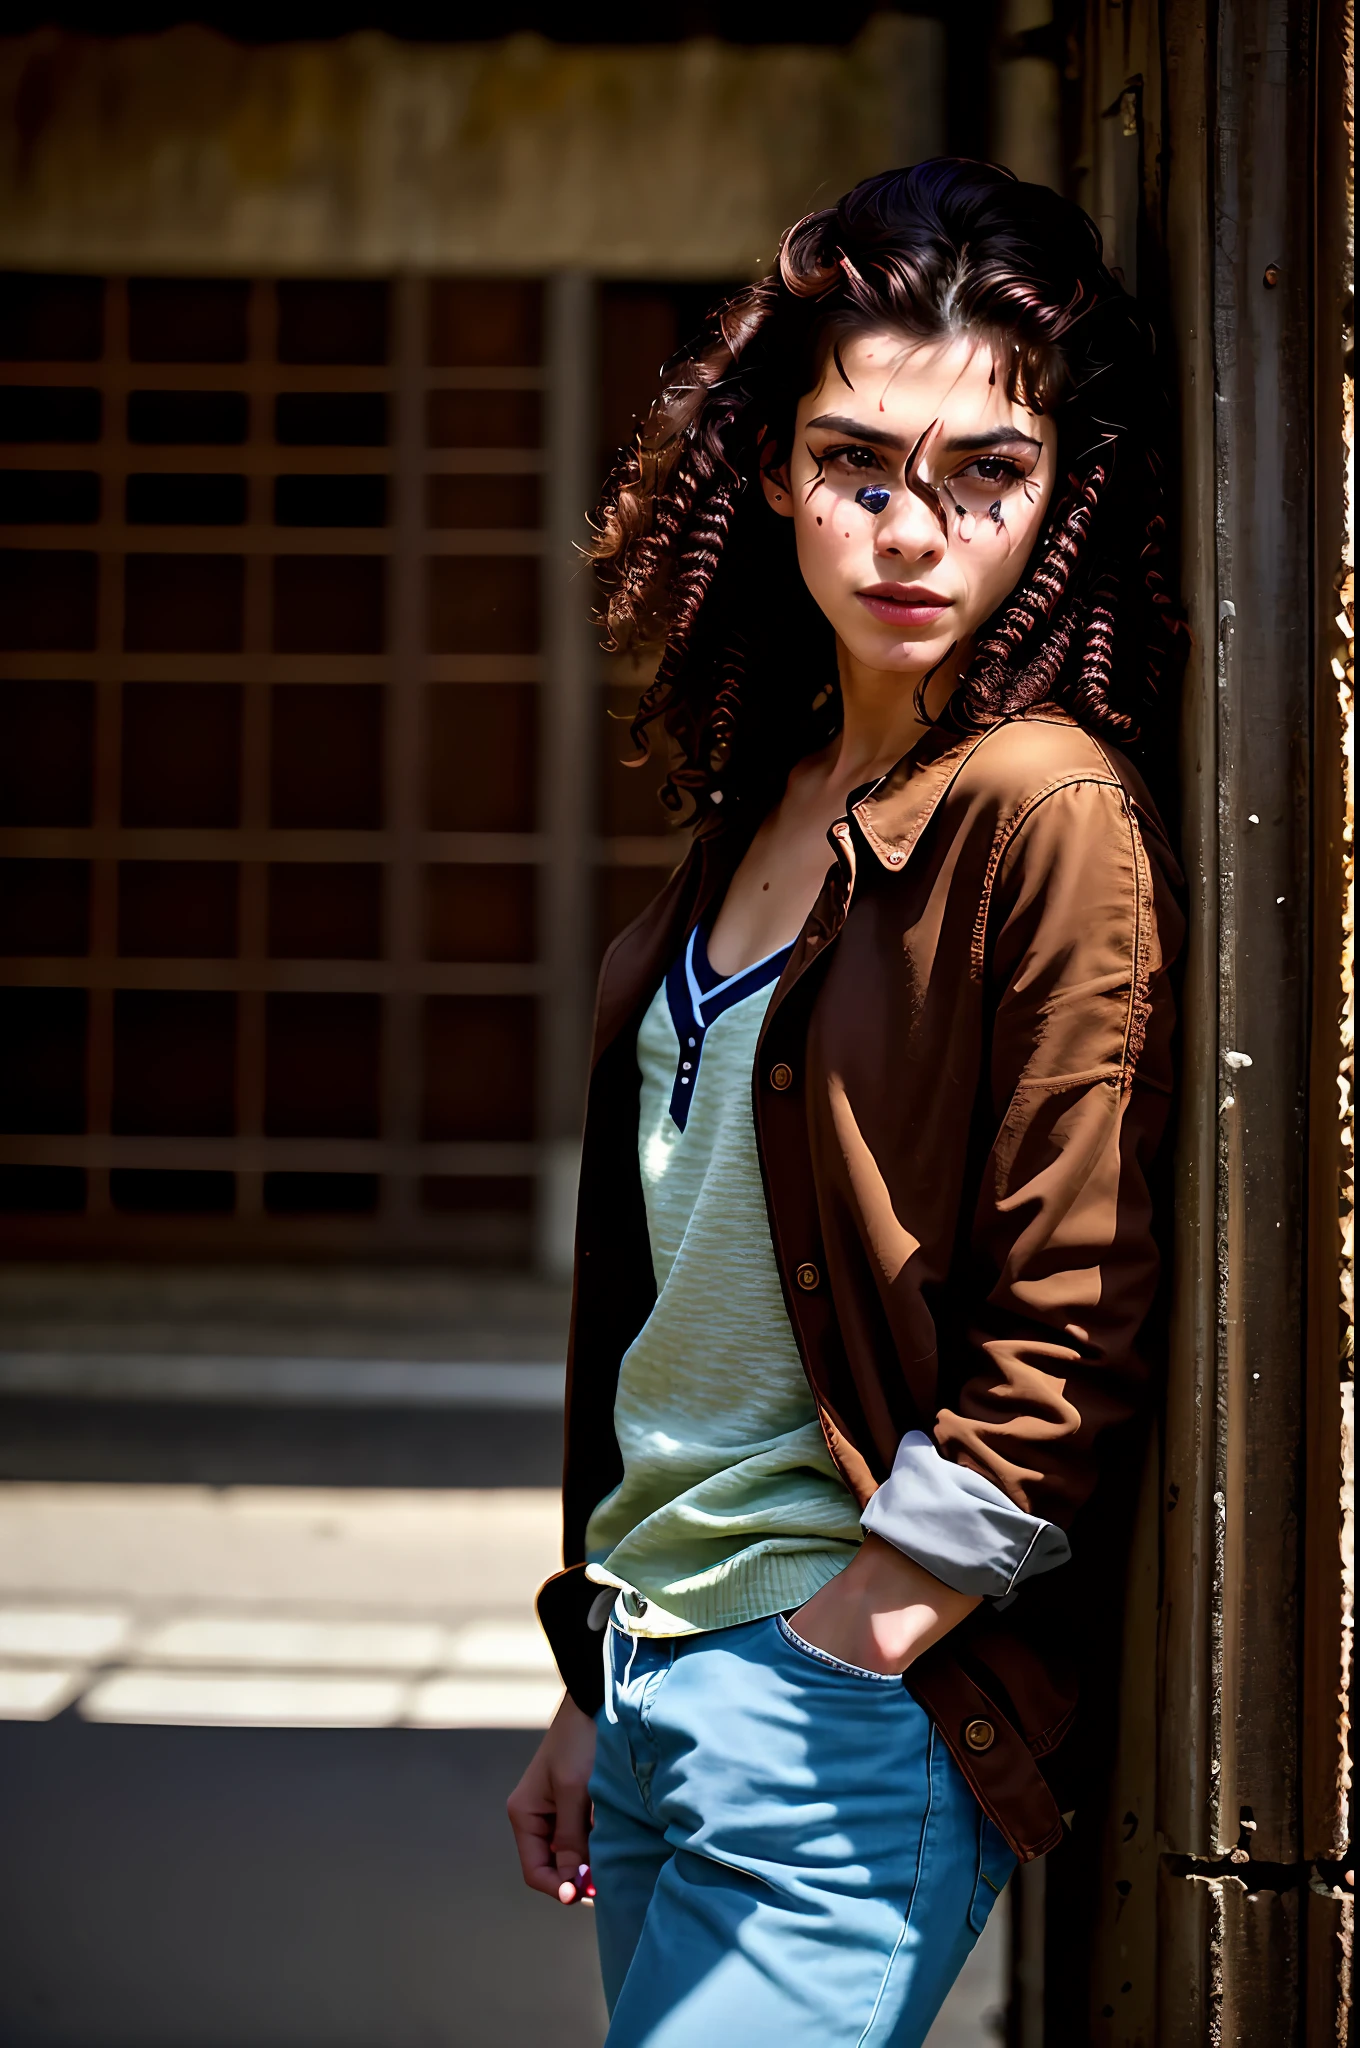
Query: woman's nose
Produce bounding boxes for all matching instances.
[872,483,945,562]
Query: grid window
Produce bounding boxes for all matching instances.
[0,271,703,1254]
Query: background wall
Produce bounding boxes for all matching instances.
[0,17,947,1270]
[0,20,943,275]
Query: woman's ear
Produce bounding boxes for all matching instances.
[759,439,795,520]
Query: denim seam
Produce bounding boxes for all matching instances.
[970,1808,987,1925]
[855,1722,937,2048]
[775,1613,900,1684]
[636,1640,675,1741]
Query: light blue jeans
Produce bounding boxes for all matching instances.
[589,1613,1015,2047]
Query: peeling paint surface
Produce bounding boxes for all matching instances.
[0,22,944,276]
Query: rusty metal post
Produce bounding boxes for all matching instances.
[1050,0,1354,2038]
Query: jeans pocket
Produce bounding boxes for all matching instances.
[968,1813,1017,1935]
[774,1612,901,1684]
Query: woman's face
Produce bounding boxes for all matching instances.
[763,328,1058,678]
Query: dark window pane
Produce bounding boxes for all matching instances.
[0,988,86,1132]
[0,1165,86,1213]
[426,474,540,530]
[118,862,238,958]
[0,471,100,523]
[428,280,542,367]
[598,283,729,461]
[428,556,538,655]
[128,280,249,364]
[0,274,103,361]
[272,555,385,654]
[0,387,101,443]
[599,287,678,467]
[0,550,97,650]
[263,1172,379,1216]
[110,1169,235,1214]
[0,680,94,825]
[423,995,535,1141]
[125,474,246,525]
[268,864,383,959]
[270,686,383,830]
[277,282,389,365]
[275,393,387,447]
[426,389,541,449]
[127,390,248,445]
[599,687,671,835]
[597,284,731,476]
[421,1174,533,1214]
[0,860,89,955]
[597,868,665,968]
[121,683,241,828]
[124,554,243,652]
[273,474,387,527]
[265,993,380,1139]
[112,990,236,1136]
[425,865,535,964]
[426,683,535,832]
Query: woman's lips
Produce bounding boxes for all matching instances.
[855,587,952,628]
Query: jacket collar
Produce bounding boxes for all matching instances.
[590,710,1082,1067]
[851,709,1082,872]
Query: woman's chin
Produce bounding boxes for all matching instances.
[836,626,960,678]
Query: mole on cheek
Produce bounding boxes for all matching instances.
[816,516,822,526]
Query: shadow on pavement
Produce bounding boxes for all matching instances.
[0,1717,606,2048]
[0,1399,565,1490]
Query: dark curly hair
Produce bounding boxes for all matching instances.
[591,158,1181,822]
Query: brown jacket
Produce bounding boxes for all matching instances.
[538,709,1183,1860]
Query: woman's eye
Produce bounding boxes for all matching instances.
[945,453,1031,517]
[825,444,880,472]
[962,456,1021,484]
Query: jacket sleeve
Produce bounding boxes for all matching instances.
[929,775,1181,1530]
[859,1428,1070,1599]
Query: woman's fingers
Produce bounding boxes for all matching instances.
[506,1694,599,1902]
[551,1773,594,1903]
[506,1786,567,1899]
[507,1765,594,1902]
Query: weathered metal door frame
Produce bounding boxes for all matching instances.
[1018,0,1354,2039]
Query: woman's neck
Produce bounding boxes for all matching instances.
[824,636,968,795]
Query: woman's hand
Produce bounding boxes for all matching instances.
[507,1692,598,1904]
[789,1534,980,1676]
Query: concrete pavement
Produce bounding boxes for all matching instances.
[0,1268,1005,2042]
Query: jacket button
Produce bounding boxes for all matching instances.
[769,1063,793,1091]
[963,1718,996,1753]
[795,1262,820,1291]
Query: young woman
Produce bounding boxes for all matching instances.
[508,159,1183,2045]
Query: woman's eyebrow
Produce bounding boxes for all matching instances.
[805,412,905,449]
[942,428,1044,454]
[806,415,1043,458]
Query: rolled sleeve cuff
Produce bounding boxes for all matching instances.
[859,1430,1071,1601]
